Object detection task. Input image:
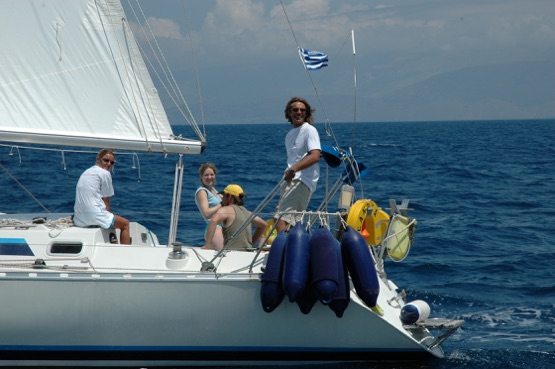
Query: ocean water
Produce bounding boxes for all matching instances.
[1,119,554,368]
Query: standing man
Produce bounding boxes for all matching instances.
[275,97,321,232]
[204,184,267,251]
[73,149,131,244]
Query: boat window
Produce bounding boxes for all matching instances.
[50,243,83,254]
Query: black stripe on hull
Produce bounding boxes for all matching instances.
[0,348,436,363]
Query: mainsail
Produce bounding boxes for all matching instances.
[0,0,204,154]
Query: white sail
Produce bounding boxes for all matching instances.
[0,0,204,154]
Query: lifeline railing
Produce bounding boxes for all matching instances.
[202,146,368,272]
[248,209,345,273]
[201,178,285,271]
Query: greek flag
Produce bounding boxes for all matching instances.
[299,48,328,70]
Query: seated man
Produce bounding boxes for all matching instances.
[204,184,267,251]
[73,149,131,244]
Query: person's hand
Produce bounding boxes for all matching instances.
[284,168,296,182]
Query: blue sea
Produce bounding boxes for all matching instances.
[1,119,554,369]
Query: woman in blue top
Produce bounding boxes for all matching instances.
[195,163,224,249]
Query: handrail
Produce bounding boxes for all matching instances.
[203,178,285,270]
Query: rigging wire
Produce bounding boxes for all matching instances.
[279,1,337,144]
[279,2,366,198]
[127,0,205,142]
[0,162,50,213]
[102,0,165,152]
[181,0,207,139]
[279,2,361,151]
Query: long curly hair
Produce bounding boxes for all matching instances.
[284,97,314,125]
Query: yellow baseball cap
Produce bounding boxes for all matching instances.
[223,184,245,197]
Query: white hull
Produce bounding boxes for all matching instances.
[0,215,451,367]
[0,1,462,366]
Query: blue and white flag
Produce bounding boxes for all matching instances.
[299,48,328,70]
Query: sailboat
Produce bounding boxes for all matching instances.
[0,0,462,367]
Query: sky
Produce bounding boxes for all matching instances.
[123,0,555,125]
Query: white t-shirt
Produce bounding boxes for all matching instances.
[73,165,115,228]
[285,122,321,192]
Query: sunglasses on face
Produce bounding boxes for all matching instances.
[291,108,306,112]
[102,158,116,165]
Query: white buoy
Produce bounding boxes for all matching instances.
[400,300,431,324]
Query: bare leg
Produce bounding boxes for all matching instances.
[275,219,289,233]
[202,226,224,250]
[114,215,131,245]
[212,226,224,250]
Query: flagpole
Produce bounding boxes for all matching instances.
[352,30,358,127]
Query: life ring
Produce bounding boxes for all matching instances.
[382,214,416,262]
[364,208,390,246]
[346,199,390,246]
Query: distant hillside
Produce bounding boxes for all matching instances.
[362,60,555,122]
[165,60,555,124]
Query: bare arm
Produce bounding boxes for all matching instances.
[284,149,321,181]
[196,190,221,219]
[204,207,234,250]
[251,216,268,247]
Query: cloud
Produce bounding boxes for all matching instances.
[204,0,265,35]
[124,0,555,123]
[197,0,348,60]
[281,0,331,19]
[146,17,184,40]
[375,5,394,10]
[130,17,184,42]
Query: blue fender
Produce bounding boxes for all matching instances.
[310,226,339,305]
[340,225,380,308]
[260,231,287,312]
[282,222,310,303]
[296,278,318,314]
[329,238,350,318]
